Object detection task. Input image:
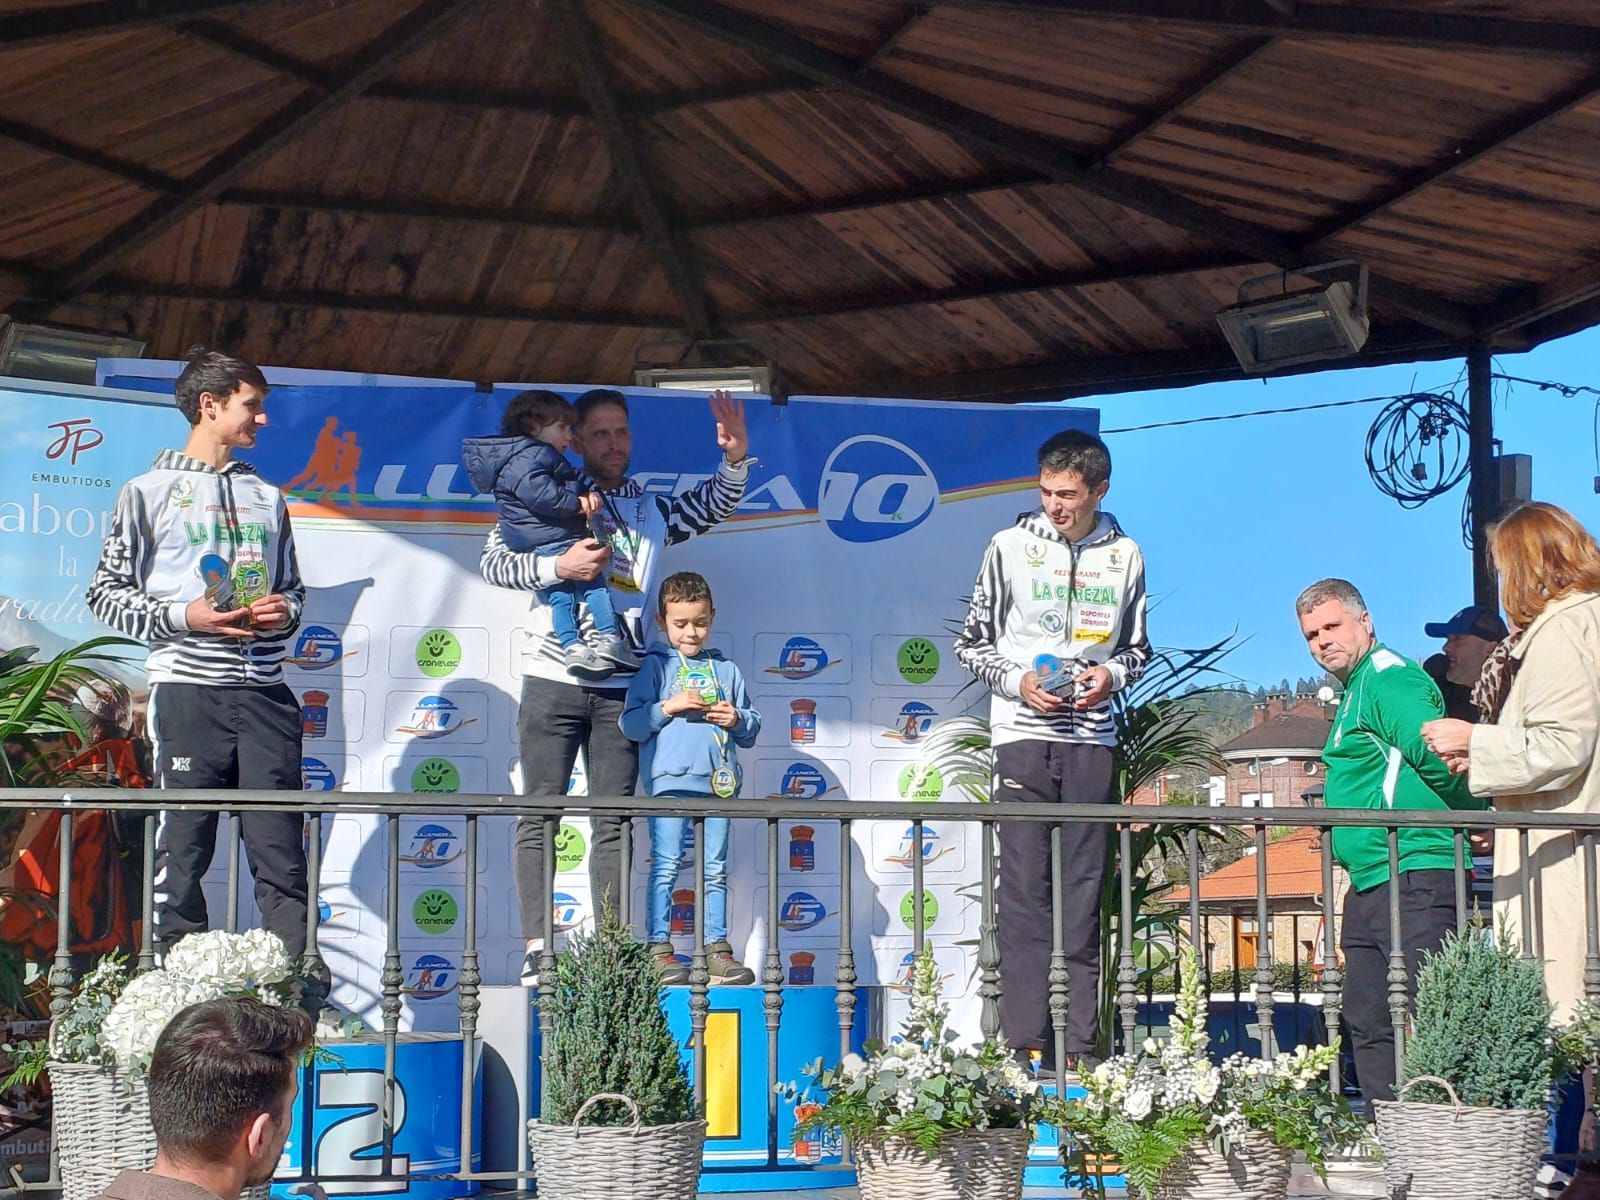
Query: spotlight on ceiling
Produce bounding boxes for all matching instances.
[1216,261,1369,374]
[0,319,148,386]
[632,365,771,394]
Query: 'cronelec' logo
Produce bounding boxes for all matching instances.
[413,888,459,935]
[287,625,355,670]
[301,757,338,791]
[402,953,458,999]
[45,418,104,465]
[764,636,841,680]
[411,757,460,793]
[883,824,954,868]
[818,435,939,544]
[779,891,831,931]
[772,763,832,800]
[884,701,937,743]
[553,892,586,932]
[396,695,475,739]
[400,822,462,868]
[415,629,462,678]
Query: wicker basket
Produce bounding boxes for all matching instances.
[526,1092,706,1200]
[1142,1128,1292,1200]
[49,1062,271,1200]
[853,1126,1030,1200]
[1372,1075,1549,1200]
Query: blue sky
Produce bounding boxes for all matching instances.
[1083,326,1600,692]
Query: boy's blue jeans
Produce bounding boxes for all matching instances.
[647,805,730,943]
[534,544,619,647]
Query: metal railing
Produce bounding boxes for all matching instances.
[5,788,1599,1193]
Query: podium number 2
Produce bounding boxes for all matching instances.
[312,1069,412,1194]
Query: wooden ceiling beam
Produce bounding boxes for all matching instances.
[549,0,718,340]
[631,0,1477,339]
[693,169,1042,225]
[217,189,632,231]
[861,325,1462,404]
[861,4,929,72]
[737,253,1256,322]
[1304,65,1600,246]
[76,278,678,328]
[942,1,1600,59]
[1478,258,1600,340]
[0,0,258,51]
[1089,36,1276,169]
[0,115,181,193]
[13,0,486,315]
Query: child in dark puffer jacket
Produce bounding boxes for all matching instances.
[462,391,637,681]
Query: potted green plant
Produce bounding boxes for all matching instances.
[1373,926,1556,1200]
[8,929,313,1200]
[1057,943,1363,1200]
[526,914,703,1200]
[783,948,1049,1200]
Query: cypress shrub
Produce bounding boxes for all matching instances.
[1401,927,1554,1111]
[543,914,696,1127]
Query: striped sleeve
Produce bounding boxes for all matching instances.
[1104,551,1152,692]
[479,526,559,591]
[274,498,306,636]
[662,456,749,546]
[955,539,1025,701]
[84,482,179,642]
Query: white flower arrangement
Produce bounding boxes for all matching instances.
[1059,944,1364,1197]
[781,948,1048,1150]
[12,930,305,1084]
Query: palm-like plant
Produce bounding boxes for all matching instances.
[917,637,1238,1054]
[0,636,141,787]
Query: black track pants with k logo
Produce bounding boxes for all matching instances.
[147,682,308,955]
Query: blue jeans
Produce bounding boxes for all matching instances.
[647,807,729,944]
[535,545,619,647]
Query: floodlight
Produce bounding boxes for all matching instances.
[632,365,771,394]
[1216,262,1369,373]
[0,319,147,385]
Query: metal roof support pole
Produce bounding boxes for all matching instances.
[1467,345,1497,611]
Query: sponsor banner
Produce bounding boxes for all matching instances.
[19,372,1093,1033]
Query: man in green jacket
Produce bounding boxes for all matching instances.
[1295,578,1482,1110]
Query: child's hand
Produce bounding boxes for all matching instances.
[663,691,709,717]
[579,492,602,517]
[703,701,739,729]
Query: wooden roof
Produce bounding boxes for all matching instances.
[3,0,1600,399]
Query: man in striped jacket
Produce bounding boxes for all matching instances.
[480,388,750,984]
[86,348,309,958]
[956,428,1150,1074]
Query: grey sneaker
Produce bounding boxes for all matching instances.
[593,636,640,671]
[705,941,755,986]
[562,643,615,682]
[648,942,689,985]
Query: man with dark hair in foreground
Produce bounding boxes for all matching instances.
[88,997,313,1200]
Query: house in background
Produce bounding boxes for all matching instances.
[1218,693,1334,808]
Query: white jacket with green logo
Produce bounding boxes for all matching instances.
[956,510,1150,748]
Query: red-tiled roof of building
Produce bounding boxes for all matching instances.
[1166,828,1324,905]
[1219,714,1332,757]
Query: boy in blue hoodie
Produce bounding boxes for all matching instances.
[462,390,637,682]
[620,572,759,985]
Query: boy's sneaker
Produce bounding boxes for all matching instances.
[706,941,755,986]
[648,943,689,985]
[593,637,640,671]
[562,644,615,682]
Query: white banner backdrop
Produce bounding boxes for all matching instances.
[35,369,1099,1033]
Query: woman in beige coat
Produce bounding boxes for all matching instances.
[1422,501,1600,1023]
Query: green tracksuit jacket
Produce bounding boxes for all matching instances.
[1322,643,1484,891]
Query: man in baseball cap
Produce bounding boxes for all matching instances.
[1422,605,1508,721]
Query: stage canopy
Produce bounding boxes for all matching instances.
[2,0,1599,399]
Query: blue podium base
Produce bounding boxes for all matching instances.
[274,1032,481,1200]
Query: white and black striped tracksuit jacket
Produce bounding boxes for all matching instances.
[85,449,305,686]
[480,457,749,686]
[955,510,1151,748]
